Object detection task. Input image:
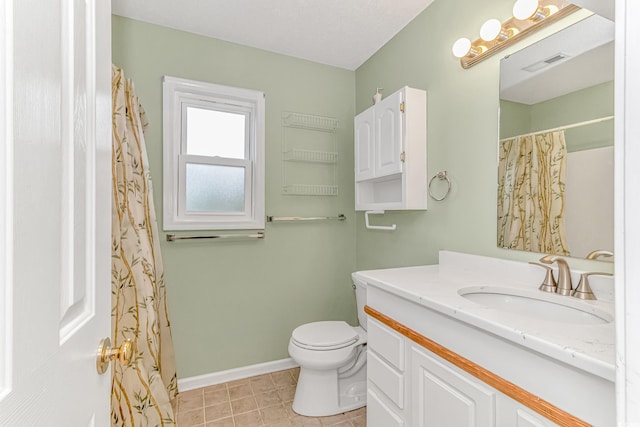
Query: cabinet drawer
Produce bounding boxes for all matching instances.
[368,318,404,370]
[369,351,404,408]
[367,389,404,427]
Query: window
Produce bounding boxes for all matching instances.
[163,76,265,230]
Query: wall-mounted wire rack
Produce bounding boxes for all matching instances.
[282,112,339,132]
[282,149,338,163]
[282,184,338,196]
[281,111,339,196]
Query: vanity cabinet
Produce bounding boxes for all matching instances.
[367,317,593,427]
[359,254,615,427]
[354,86,427,211]
[367,318,498,427]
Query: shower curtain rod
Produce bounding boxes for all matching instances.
[500,115,614,142]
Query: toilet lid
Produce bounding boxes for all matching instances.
[291,321,358,350]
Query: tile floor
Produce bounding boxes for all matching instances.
[175,367,366,426]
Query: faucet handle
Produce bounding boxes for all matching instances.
[586,250,614,260]
[539,254,557,264]
[572,272,613,300]
[529,262,557,293]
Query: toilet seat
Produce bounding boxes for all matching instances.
[291,321,358,351]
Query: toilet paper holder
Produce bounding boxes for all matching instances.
[364,210,396,231]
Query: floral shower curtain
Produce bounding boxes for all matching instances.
[111,65,178,426]
[497,130,570,255]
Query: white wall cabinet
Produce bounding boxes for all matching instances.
[354,86,427,211]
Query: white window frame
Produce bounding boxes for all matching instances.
[162,76,265,230]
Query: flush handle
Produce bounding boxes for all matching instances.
[96,337,134,375]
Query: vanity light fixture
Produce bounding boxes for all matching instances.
[453,0,579,69]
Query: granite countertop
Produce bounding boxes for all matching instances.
[354,251,616,382]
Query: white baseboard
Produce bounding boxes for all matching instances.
[178,358,299,392]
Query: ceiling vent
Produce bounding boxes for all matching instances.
[522,52,571,72]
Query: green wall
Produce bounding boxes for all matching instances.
[532,81,614,152]
[112,1,605,380]
[500,81,614,152]
[500,100,531,141]
[354,0,593,270]
[112,16,357,378]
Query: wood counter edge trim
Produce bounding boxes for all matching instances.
[364,305,591,427]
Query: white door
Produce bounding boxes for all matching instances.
[615,0,640,424]
[0,0,112,425]
[375,90,404,178]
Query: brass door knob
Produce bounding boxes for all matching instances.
[96,337,134,375]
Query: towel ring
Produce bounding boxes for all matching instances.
[428,171,451,201]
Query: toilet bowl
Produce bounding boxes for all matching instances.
[288,275,368,417]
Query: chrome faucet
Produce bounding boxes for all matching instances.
[539,255,573,296]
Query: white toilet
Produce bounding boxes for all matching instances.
[288,274,368,417]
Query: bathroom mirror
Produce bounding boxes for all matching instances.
[497,14,615,260]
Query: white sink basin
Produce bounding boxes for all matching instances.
[458,286,613,325]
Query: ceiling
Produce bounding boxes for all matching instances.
[500,14,615,105]
[111,0,435,71]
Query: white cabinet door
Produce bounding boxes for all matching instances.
[355,106,375,181]
[497,396,558,427]
[410,345,496,427]
[375,90,404,178]
[513,409,557,427]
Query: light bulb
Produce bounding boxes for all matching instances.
[545,5,559,16]
[480,19,503,41]
[513,0,540,20]
[452,38,472,58]
[452,38,486,59]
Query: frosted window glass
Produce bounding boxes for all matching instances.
[185,164,245,212]
[186,107,246,159]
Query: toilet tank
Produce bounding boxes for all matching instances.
[351,274,368,330]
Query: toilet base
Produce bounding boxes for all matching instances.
[291,362,367,417]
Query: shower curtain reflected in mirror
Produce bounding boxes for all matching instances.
[497,130,570,256]
[111,65,178,426]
